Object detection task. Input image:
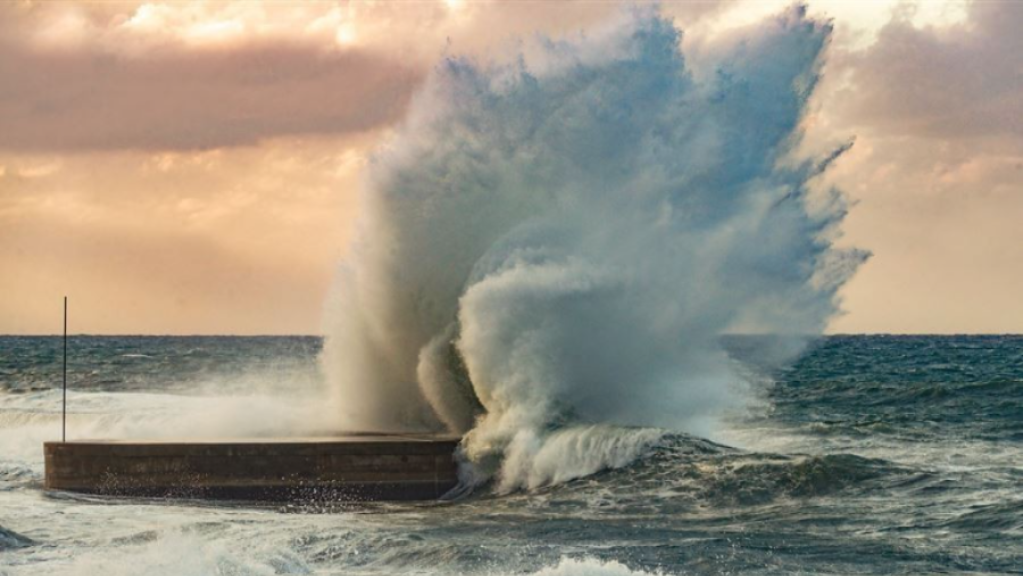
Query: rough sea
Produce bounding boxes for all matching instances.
[0,334,1020,575]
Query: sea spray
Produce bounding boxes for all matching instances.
[322,6,865,490]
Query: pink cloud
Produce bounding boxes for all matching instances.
[835,1,1021,141]
[0,39,422,152]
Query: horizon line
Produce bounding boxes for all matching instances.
[1,332,1020,338]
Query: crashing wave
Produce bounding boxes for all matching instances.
[323,6,864,491]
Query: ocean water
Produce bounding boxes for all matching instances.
[0,334,1019,575]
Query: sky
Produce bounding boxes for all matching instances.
[0,0,1020,335]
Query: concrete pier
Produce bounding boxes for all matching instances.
[44,434,461,501]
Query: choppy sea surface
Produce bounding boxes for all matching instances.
[0,335,1020,575]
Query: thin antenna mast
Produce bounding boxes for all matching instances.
[62,296,67,443]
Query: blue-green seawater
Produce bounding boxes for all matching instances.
[0,335,1019,575]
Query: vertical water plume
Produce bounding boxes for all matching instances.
[322,6,865,491]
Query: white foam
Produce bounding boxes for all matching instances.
[51,529,307,576]
[525,557,671,576]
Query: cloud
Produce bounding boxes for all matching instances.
[0,40,421,152]
[834,0,1021,141]
[0,0,740,154]
[809,0,1022,333]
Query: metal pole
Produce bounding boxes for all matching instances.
[62,296,67,443]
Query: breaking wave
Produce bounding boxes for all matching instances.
[322,6,863,491]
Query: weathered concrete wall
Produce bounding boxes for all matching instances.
[44,435,461,501]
